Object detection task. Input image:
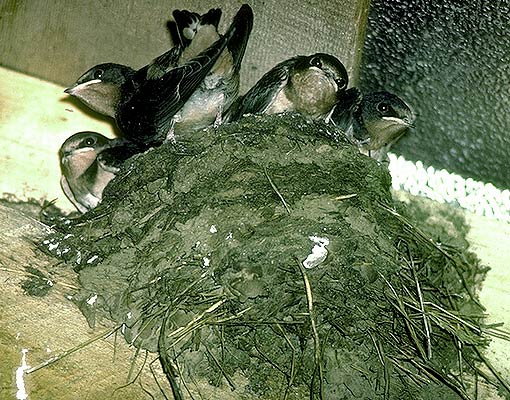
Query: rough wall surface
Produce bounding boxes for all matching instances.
[360,0,510,189]
[0,0,369,92]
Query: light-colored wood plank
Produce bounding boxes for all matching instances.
[0,204,168,399]
[466,212,510,381]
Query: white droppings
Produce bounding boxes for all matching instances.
[302,236,330,269]
[15,332,21,340]
[86,255,99,264]
[203,257,210,267]
[86,294,98,306]
[226,232,233,240]
[46,347,52,354]
[47,242,59,251]
[209,225,218,234]
[63,234,74,240]
[66,295,73,300]
[76,251,82,264]
[16,348,30,400]
[46,279,54,287]
[126,312,132,320]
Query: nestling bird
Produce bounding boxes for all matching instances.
[331,90,415,161]
[223,53,349,122]
[59,132,141,213]
[64,8,222,114]
[65,5,253,145]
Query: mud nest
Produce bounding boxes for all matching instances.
[43,114,508,399]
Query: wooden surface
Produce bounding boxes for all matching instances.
[466,212,510,381]
[0,0,370,91]
[0,204,166,399]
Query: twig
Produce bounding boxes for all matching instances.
[264,167,291,214]
[379,273,427,360]
[164,300,227,348]
[377,202,482,308]
[334,194,357,200]
[26,325,121,374]
[473,346,510,395]
[204,344,236,390]
[407,250,432,360]
[112,349,149,395]
[159,311,184,400]
[406,358,471,400]
[368,331,390,399]
[149,357,170,400]
[421,301,482,335]
[456,339,466,390]
[276,324,297,400]
[295,257,324,400]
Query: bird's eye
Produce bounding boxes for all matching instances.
[83,137,96,147]
[377,102,390,113]
[310,57,322,69]
[336,78,347,91]
[93,69,104,80]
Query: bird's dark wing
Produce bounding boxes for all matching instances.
[143,46,183,80]
[331,87,363,132]
[226,6,253,73]
[97,139,146,172]
[117,4,253,144]
[223,59,296,122]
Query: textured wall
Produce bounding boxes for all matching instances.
[360,0,510,189]
[0,0,369,92]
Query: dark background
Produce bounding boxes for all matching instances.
[360,0,510,189]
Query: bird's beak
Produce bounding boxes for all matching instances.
[382,116,414,128]
[64,79,102,95]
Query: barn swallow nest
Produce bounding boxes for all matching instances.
[42,114,509,399]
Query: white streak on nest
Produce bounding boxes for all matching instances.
[63,234,74,240]
[302,236,330,269]
[209,225,217,234]
[86,294,98,306]
[203,257,210,267]
[47,241,59,251]
[16,348,30,400]
[86,255,99,264]
[126,312,132,320]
